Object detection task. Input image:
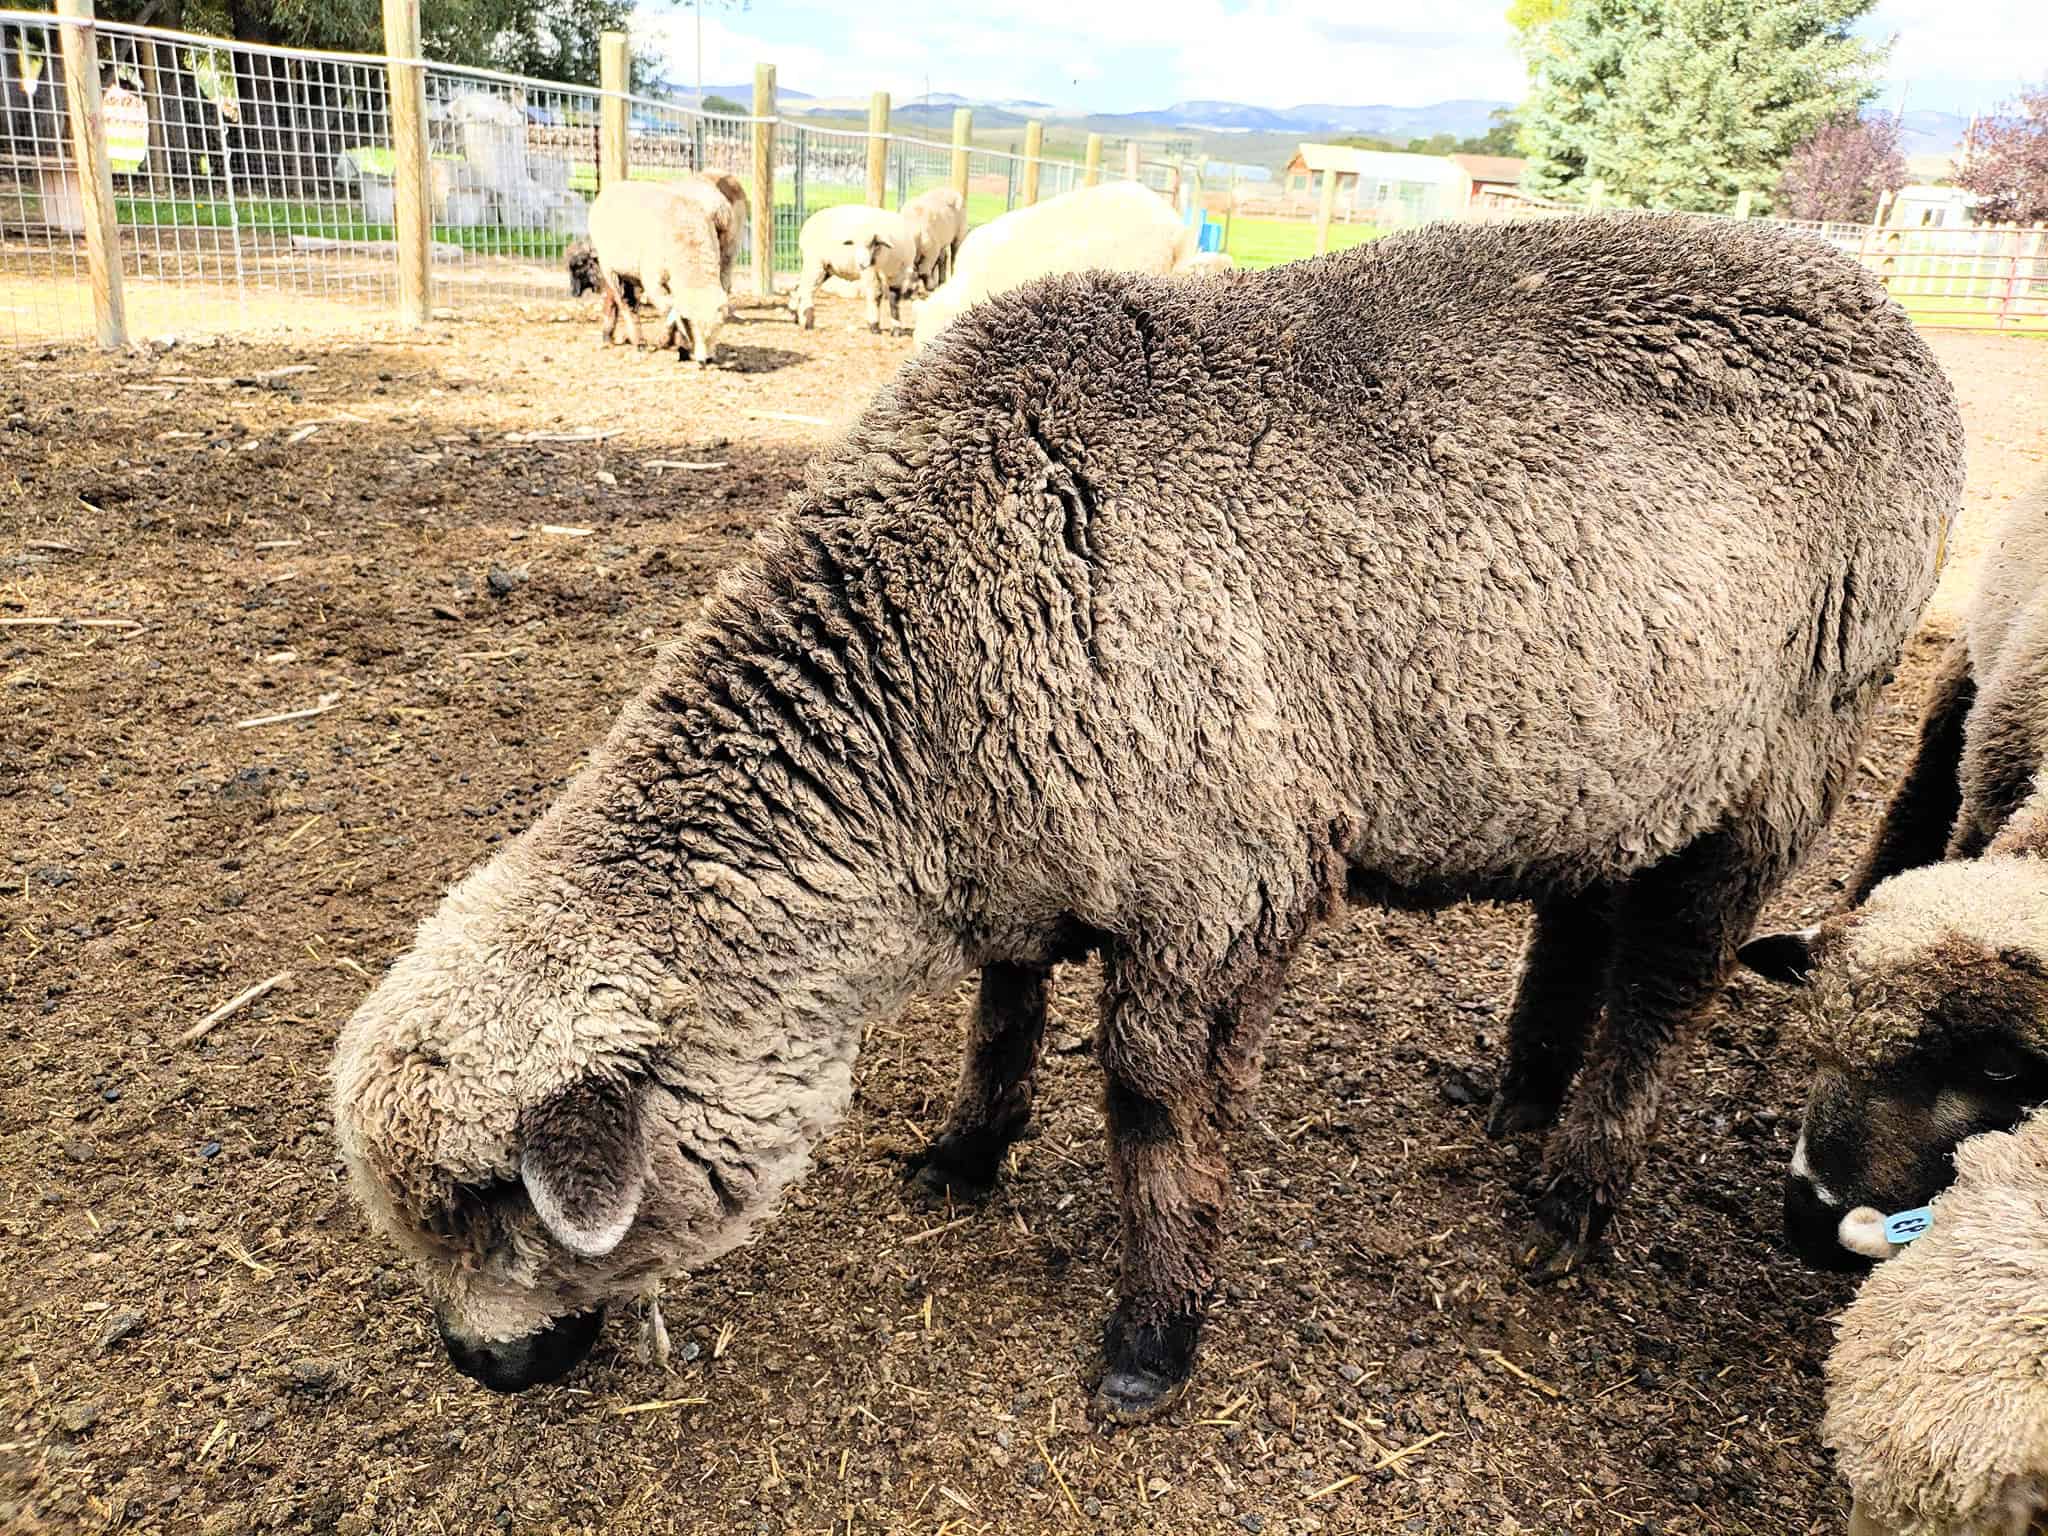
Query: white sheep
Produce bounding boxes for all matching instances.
[899,186,967,294]
[681,170,748,303]
[788,204,914,332]
[911,181,1201,348]
[586,180,728,364]
[1825,1109,2048,1536]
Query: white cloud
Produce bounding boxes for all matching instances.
[633,0,1525,109]
[630,0,2039,117]
[1875,0,2048,102]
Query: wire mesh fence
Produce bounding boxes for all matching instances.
[0,10,1178,347]
[11,10,2035,349]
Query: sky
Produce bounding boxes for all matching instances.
[632,0,2045,119]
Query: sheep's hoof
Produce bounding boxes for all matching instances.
[902,1134,1009,1207]
[1485,1092,1562,1139]
[867,322,879,334]
[1519,1176,1612,1284]
[635,1295,671,1371]
[1091,1311,1199,1426]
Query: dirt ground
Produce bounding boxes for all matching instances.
[1,300,2044,1536]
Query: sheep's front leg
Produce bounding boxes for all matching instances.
[1093,941,1280,1425]
[1848,638,1972,900]
[860,268,883,333]
[906,961,1051,1204]
[1487,884,1615,1137]
[1528,821,1785,1281]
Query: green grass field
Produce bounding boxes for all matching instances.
[1222,217,1383,269]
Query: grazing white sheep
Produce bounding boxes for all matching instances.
[912,181,1201,347]
[681,170,748,302]
[899,186,967,294]
[586,180,728,364]
[1826,1109,2048,1536]
[788,204,914,332]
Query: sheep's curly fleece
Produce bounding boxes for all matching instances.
[334,213,1962,1342]
[1828,1111,2048,1536]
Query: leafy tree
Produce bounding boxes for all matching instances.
[1958,85,2048,224]
[700,92,746,114]
[1461,110,1524,156]
[1333,134,1400,153]
[100,0,641,85]
[1520,0,1888,211]
[1777,111,1906,222]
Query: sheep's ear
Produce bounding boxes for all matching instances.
[519,1076,648,1259]
[1738,927,1823,986]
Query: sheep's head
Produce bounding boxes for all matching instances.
[332,843,762,1392]
[564,239,602,298]
[661,284,727,365]
[854,232,894,276]
[1740,854,2048,1270]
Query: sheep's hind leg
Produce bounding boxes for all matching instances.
[1847,638,1973,902]
[1525,819,1788,1282]
[906,961,1052,1205]
[1092,935,1286,1425]
[1487,883,1616,1137]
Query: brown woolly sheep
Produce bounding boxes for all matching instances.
[1742,475,2048,1271]
[1825,1109,2048,1536]
[334,214,1962,1417]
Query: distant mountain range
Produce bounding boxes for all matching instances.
[657,83,1972,161]
[662,82,1514,142]
[1897,109,1969,157]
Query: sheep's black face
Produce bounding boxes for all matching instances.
[438,1305,606,1393]
[566,244,601,298]
[1742,918,2048,1267]
[1787,1040,2048,1265]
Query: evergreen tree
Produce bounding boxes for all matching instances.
[1520,0,1888,211]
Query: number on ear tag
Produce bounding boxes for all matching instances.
[1883,1207,1933,1244]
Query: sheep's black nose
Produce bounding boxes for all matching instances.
[438,1306,605,1392]
[1782,1176,1873,1274]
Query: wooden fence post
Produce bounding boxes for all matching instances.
[1315,164,1338,256]
[1021,119,1042,206]
[380,0,431,327]
[599,31,628,190]
[752,62,776,298]
[1584,178,1606,212]
[866,91,889,208]
[55,0,126,348]
[1733,188,1754,219]
[950,107,971,199]
[1083,132,1103,187]
[1123,141,1139,183]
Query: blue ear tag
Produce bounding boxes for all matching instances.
[1883,1207,1934,1244]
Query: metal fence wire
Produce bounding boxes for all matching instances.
[3,10,2041,348]
[0,10,1175,346]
